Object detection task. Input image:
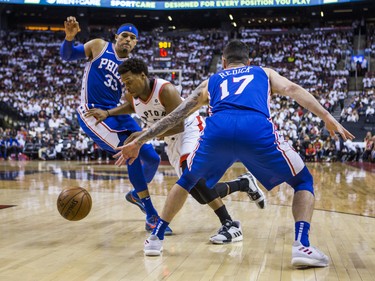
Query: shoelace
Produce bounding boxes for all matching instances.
[217,225,229,235]
[218,220,235,234]
[248,191,261,200]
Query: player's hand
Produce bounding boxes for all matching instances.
[113,141,142,166]
[324,114,355,141]
[124,131,142,145]
[64,16,81,40]
[84,108,108,125]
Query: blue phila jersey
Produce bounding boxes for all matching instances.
[207,66,271,118]
[81,42,125,109]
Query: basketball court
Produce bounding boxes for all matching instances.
[0,160,374,281]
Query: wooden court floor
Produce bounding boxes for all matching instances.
[0,160,374,281]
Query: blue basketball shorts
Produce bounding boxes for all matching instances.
[177,110,306,191]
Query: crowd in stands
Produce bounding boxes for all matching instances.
[337,69,374,125]
[0,126,112,161]
[0,25,374,163]
[221,28,357,118]
[365,23,375,57]
[339,90,375,123]
[333,22,375,126]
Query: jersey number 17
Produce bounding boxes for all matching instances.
[220,74,254,100]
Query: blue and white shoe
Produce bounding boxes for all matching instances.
[125,190,146,214]
[145,215,173,236]
[239,172,266,209]
[209,220,243,244]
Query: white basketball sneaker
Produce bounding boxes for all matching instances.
[292,241,329,268]
[144,235,163,256]
[210,220,243,244]
[238,172,266,209]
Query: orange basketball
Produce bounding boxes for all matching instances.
[57,187,92,221]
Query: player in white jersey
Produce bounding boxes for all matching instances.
[114,41,354,265]
[59,16,171,234]
[127,77,203,177]
[86,58,266,244]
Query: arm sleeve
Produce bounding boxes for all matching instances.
[60,39,86,61]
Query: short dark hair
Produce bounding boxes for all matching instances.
[118,58,149,76]
[223,40,249,65]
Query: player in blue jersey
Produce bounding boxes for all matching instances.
[59,16,171,234]
[85,57,266,244]
[114,40,354,266]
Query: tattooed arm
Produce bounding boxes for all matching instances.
[113,80,209,166]
[135,80,208,145]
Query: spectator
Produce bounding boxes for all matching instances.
[346,109,359,122]
[48,115,60,130]
[323,136,333,156]
[305,143,317,162]
[313,137,324,161]
[6,135,22,160]
[0,135,7,160]
[366,105,374,116]
[339,108,349,123]
[41,140,57,160]
[293,139,305,160]
[361,57,368,74]
[338,90,346,111]
[333,134,346,162]
[29,117,38,129]
[75,135,88,161]
[55,135,64,160]
[371,136,375,163]
[35,135,49,160]
[362,133,374,161]
[344,139,360,162]
[325,143,337,162]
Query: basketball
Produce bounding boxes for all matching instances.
[57,187,92,221]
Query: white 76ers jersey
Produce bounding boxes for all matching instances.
[132,78,205,176]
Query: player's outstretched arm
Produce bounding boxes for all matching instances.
[265,68,355,141]
[113,80,208,166]
[60,16,86,61]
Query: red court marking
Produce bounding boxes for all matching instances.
[0,205,16,209]
[346,162,375,173]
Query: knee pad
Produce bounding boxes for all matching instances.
[286,166,314,195]
[194,178,219,203]
[189,188,207,205]
[177,167,201,194]
[179,160,219,203]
